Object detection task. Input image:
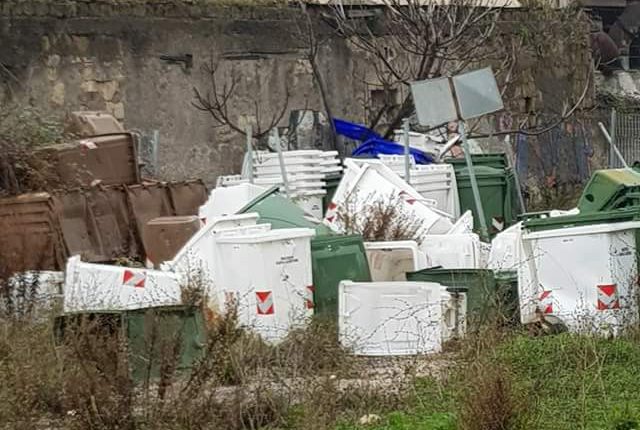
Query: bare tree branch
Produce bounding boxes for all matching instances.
[192,58,290,139]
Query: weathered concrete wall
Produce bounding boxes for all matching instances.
[0,1,601,200]
[1,2,368,186]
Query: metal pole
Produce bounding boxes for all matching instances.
[503,134,526,213]
[246,124,254,184]
[403,118,411,183]
[273,128,291,197]
[610,108,618,168]
[598,122,629,169]
[460,122,489,241]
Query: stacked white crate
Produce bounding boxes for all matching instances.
[250,150,343,218]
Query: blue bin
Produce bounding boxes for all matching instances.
[333,118,381,142]
[352,138,434,165]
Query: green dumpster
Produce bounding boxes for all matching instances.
[311,234,371,317]
[455,165,510,237]
[577,168,640,214]
[238,186,333,235]
[405,268,500,329]
[54,306,206,383]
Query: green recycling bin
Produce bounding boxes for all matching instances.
[406,268,499,329]
[455,165,509,237]
[238,186,333,235]
[311,234,371,317]
[578,168,640,214]
[54,306,206,383]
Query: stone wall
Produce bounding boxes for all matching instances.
[1,1,601,200]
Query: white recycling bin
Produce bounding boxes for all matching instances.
[421,233,483,269]
[364,241,428,281]
[63,256,182,313]
[519,220,640,334]
[214,228,316,343]
[339,281,445,356]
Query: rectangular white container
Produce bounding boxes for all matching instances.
[215,228,316,343]
[421,233,483,269]
[339,281,444,356]
[63,256,182,312]
[518,221,640,334]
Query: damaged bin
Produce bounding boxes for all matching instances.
[406,268,501,329]
[54,305,205,382]
[311,234,371,317]
[519,208,640,334]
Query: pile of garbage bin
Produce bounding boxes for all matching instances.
[9,117,640,381]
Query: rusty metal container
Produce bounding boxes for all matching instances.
[40,133,140,187]
[0,180,208,271]
[143,216,201,267]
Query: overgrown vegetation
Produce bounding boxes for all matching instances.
[0,104,65,196]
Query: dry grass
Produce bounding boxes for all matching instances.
[336,192,425,243]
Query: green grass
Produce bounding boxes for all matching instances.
[332,333,640,430]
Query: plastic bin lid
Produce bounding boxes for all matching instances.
[523,207,640,232]
[456,165,505,178]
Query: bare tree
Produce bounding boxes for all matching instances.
[329,0,506,135]
[327,0,591,138]
[297,2,339,148]
[193,58,290,139]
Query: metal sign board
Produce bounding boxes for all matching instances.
[410,77,458,128]
[452,67,504,120]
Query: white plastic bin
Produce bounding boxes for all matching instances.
[199,184,268,219]
[421,233,483,269]
[324,163,452,236]
[364,241,428,281]
[339,281,445,356]
[215,228,315,343]
[63,256,182,312]
[293,193,325,219]
[518,221,640,334]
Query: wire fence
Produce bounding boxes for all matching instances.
[611,111,640,168]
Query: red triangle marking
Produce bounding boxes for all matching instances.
[544,304,553,314]
[307,285,315,292]
[326,216,335,223]
[305,299,314,309]
[598,284,616,297]
[539,290,551,300]
[123,270,134,284]
[134,277,145,288]
[328,202,337,210]
[256,291,272,303]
